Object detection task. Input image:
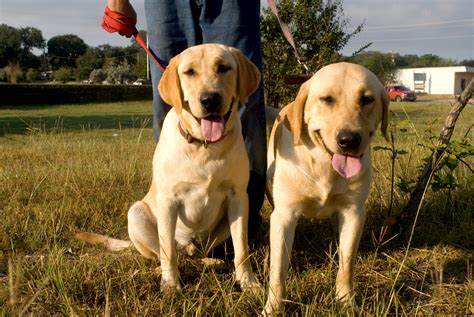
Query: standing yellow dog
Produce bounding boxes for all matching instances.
[264,62,389,314]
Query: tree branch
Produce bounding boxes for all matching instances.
[394,78,473,232]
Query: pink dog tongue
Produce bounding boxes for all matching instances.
[201,115,225,142]
[332,154,362,178]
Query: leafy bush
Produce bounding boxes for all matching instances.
[4,62,23,83]
[89,69,107,84]
[54,67,73,83]
[105,61,136,85]
[25,68,39,82]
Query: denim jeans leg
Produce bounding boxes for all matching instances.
[144,0,201,141]
[199,0,267,237]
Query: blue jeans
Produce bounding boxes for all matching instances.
[145,0,266,237]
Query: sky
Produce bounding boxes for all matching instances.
[1,0,473,62]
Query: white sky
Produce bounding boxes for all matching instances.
[1,0,472,61]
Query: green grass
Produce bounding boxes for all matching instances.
[0,99,472,315]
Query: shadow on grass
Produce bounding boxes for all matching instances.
[0,114,153,136]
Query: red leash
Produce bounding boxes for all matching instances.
[102,6,166,71]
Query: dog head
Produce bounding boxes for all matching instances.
[285,62,389,178]
[158,44,260,142]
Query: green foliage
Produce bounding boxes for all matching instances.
[260,0,365,108]
[348,51,396,84]
[75,48,105,80]
[53,67,73,83]
[89,69,107,84]
[0,24,23,67]
[25,68,39,82]
[0,24,45,69]
[459,59,474,67]
[134,52,148,79]
[47,34,88,70]
[105,61,136,84]
[19,26,45,51]
[430,138,474,191]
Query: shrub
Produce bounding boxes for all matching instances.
[89,68,107,84]
[5,62,23,83]
[54,67,73,83]
[25,68,39,82]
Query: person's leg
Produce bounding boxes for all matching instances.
[144,0,202,141]
[199,0,267,239]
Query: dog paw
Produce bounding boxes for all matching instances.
[261,299,282,316]
[236,272,262,295]
[240,279,262,295]
[177,242,198,257]
[160,277,182,293]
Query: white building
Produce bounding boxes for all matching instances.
[395,66,474,95]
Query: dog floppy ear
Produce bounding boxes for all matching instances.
[285,80,309,145]
[380,89,390,141]
[229,47,261,105]
[158,54,183,114]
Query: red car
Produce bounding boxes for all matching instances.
[384,85,417,102]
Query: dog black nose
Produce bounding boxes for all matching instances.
[337,130,362,151]
[200,92,222,112]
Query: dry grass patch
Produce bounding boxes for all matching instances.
[0,100,472,315]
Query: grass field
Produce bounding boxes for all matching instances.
[0,97,472,315]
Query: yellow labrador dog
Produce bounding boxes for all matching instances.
[263,62,389,314]
[79,44,261,292]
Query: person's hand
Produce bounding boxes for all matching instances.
[104,0,137,37]
[107,0,136,19]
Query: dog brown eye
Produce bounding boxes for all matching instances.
[320,96,334,105]
[361,96,374,105]
[217,64,231,73]
[184,68,195,76]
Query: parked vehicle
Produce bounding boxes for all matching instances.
[132,79,148,85]
[384,85,417,102]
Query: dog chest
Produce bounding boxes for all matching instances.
[170,177,234,230]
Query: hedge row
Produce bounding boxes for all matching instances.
[0,84,153,105]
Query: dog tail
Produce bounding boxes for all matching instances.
[75,232,132,251]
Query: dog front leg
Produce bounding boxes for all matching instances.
[336,205,366,308]
[156,196,181,291]
[228,189,259,291]
[264,207,299,315]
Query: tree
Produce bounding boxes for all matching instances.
[54,68,73,83]
[0,24,45,69]
[129,30,148,78]
[20,27,45,53]
[0,24,22,67]
[411,54,451,67]
[459,59,474,67]
[25,68,39,82]
[19,27,45,70]
[89,69,107,84]
[261,0,366,107]
[75,47,105,80]
[348,51,396,84]
[47,34,88,70]
[393,54,419,68]
[105,61,136,84]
